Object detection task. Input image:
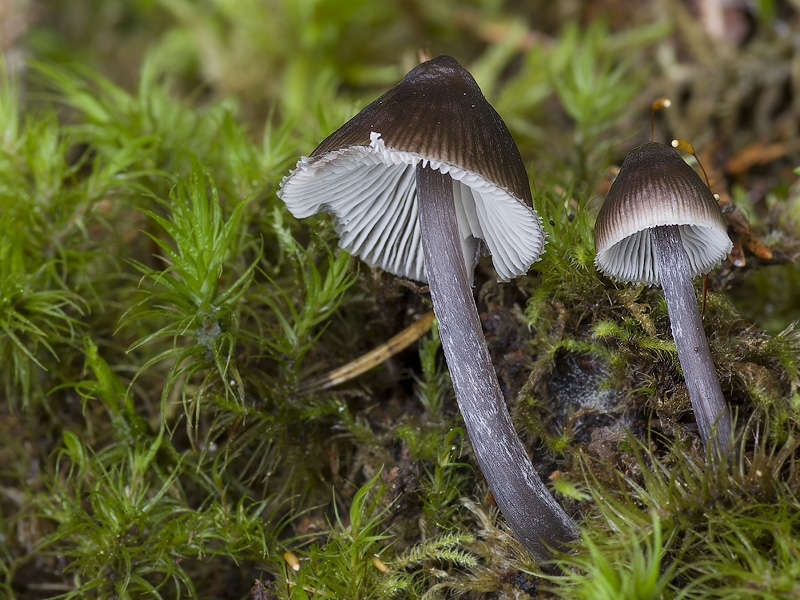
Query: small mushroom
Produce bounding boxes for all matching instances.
[594,141,733,453]
[279,55,576,560]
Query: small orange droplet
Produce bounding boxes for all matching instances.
[652,97,672,111]
[671,139,695,155]
[371,554,389,573]
[284,551,300,571]
[744,234,774,260]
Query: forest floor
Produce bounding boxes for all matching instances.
[2,1,800,599]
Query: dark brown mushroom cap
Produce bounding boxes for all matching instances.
[311,55,532,203]
[278,55,545,283]
[594,142,732,285]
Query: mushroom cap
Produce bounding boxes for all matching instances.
[594,142,732,285]
[278,55,545,284]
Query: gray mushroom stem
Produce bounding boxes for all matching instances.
[416,163,578,562]
[652,225,732,453]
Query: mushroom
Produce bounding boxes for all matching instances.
[594,141,733,453]
[278,55,577,560]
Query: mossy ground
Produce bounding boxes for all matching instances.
[1,1,799,599]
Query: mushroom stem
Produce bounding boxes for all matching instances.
[416,163,577,562]
[652,225,732,454]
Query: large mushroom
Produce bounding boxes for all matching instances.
[594,141,733,454]
[278,55,577,560]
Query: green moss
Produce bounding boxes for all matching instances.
[2,2,799,598]
[547,425,800,600]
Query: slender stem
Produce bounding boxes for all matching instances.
[416,163,577,562]
[652,225,732,454]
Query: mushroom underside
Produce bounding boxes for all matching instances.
[595,224,732,285]
[279,143,545,283]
